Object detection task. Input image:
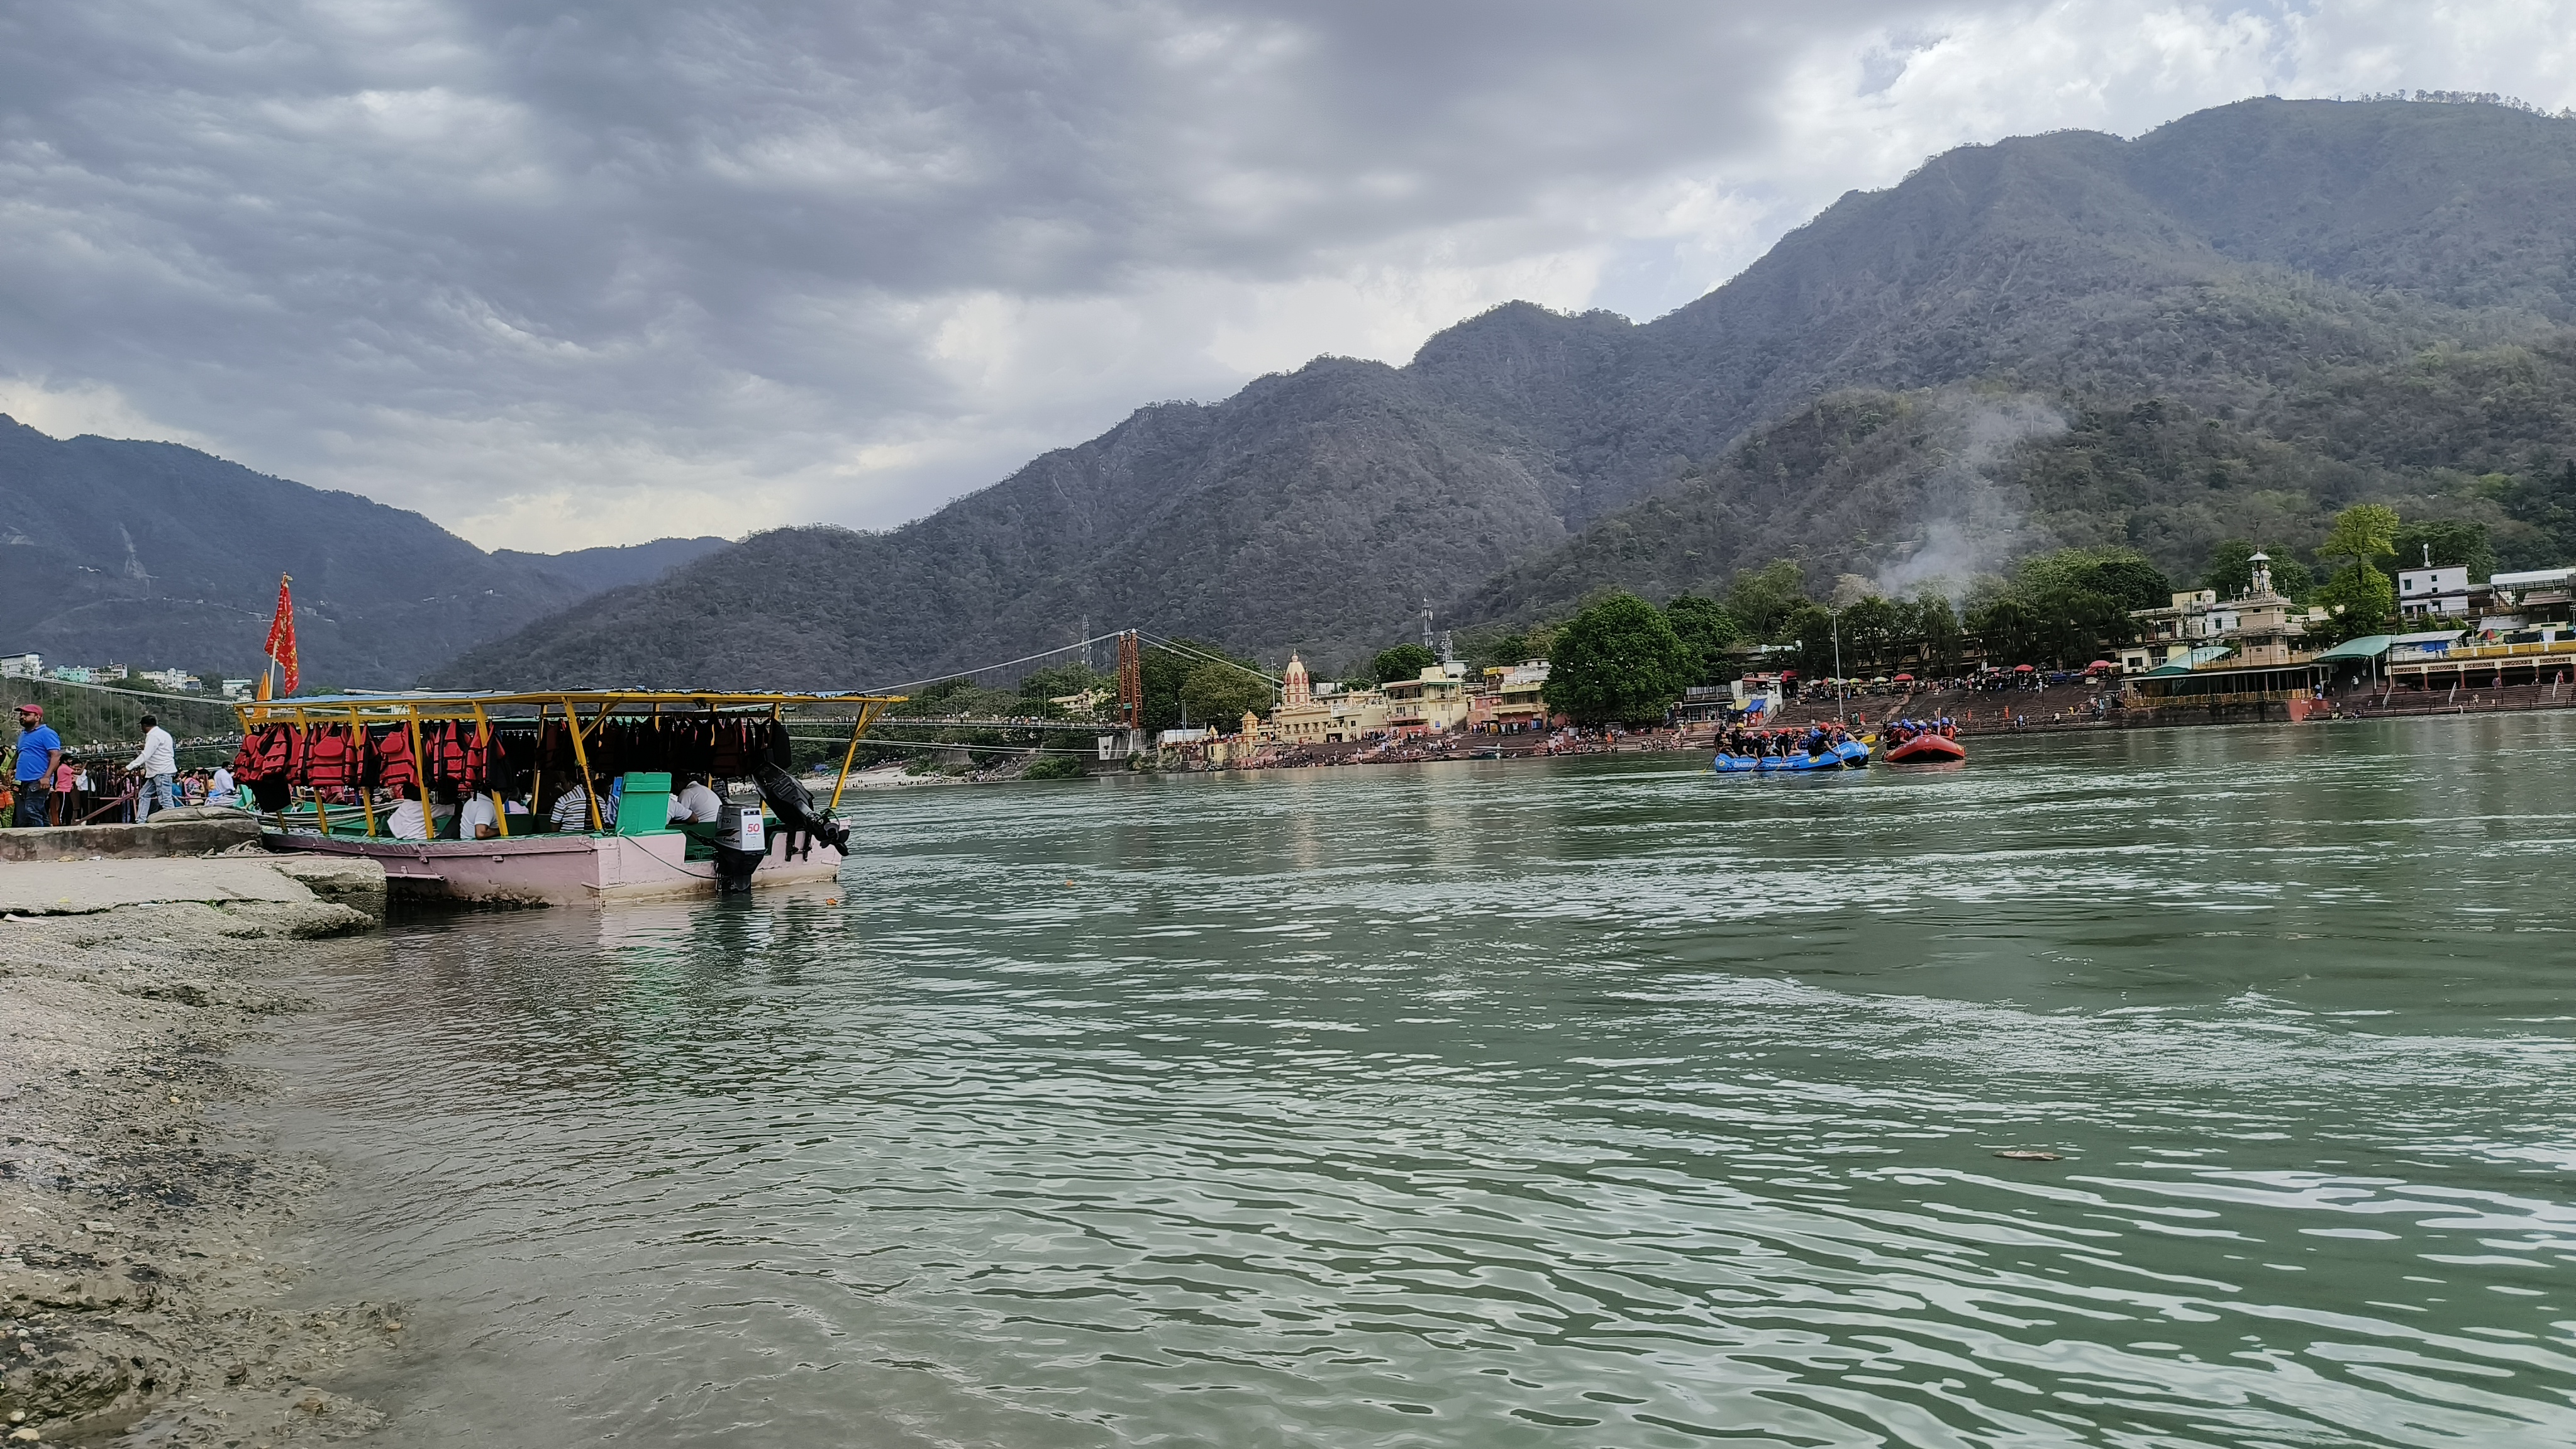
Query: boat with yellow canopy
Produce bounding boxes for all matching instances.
[230,688,904,904]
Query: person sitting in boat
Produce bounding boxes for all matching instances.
[385,784,432,841]
[457,783,526,840]
[549,781,594,832]
[458,787,500,841]
[667,773,724,825]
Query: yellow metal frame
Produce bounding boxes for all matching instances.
[235,689,906,835]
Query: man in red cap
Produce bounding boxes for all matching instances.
[11,703,63,828]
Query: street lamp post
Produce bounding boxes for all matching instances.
[1831,607,1846,724]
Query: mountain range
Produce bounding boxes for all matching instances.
[0,416,723,687]
[431,96,2576,689]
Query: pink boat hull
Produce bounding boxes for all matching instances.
[265,828,842,905]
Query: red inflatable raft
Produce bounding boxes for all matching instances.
[1882,731,1967,763]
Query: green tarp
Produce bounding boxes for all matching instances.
[2307,634,2394,663]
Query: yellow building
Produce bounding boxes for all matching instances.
[1479,660,1551,731]
[1263,652,1389,743]
[2228,552,2308,668]
[1383,665,1470,737]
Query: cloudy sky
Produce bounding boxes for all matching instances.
[4,1,2573,552]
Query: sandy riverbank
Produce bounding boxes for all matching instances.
[1,855,394,1446]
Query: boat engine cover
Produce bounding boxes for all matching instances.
[716,803,766,854]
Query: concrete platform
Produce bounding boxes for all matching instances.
[0,809,263,862]
[0,855,386,923]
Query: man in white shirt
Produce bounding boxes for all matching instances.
[458,791,500,840]
[126,714,177,821]
[209,763,234,802]
[667,774,724,825]
[384,786,430,841]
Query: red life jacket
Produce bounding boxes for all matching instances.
[230,723,302,784]
[370,725,419,793]
[427,720,487,793]
[303,726,360,791]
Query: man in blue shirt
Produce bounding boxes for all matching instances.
[12,703,63,828]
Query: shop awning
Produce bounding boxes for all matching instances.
[2307,635,2394,663]
[2143,647,2235,676]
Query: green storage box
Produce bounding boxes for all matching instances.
[615,772,674,835]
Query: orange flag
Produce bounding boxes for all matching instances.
[264,574,299,696]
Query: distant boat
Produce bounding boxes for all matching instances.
[1882,730,1967,764]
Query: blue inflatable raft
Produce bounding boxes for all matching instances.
[1711,739,1869,774]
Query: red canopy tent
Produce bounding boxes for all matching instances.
[1892,673,1914,682]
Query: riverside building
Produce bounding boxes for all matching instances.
[1263,653,1389,744]
[1383,665,1471,738]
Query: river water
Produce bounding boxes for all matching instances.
[252,715,2576,1447]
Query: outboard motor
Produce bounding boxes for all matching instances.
[752,762,852,855]
[711,802,767,894]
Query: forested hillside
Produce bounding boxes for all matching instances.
[0,416,725,686]
[1459,338,2576,626]
[418,96,2576,687]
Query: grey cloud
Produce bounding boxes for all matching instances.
[1,1,2538,547]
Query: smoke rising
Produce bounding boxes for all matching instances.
[1873,392,2065,601]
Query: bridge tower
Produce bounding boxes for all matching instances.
[1117,630,1143,733]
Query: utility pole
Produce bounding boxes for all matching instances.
[1831,608,1846,723]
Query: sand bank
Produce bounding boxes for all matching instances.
[1,855,392,1446]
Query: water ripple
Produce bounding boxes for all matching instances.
[253,715,2576,1446]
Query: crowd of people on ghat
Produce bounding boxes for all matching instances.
[1717,721,1859,758]
[3,706,248,827]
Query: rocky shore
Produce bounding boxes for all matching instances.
[1,852,393,1446]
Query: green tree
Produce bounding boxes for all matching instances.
[1017,662,1108,718]
[2311,502,2402,642]
[2017,547,2172,611]
[1541,593,1694,726]
[2491,460,2576,564]
[1837,596,1904,673]
[2389,519,2495,578]
[1788,603,1838,678]
[1661,594,1743,684]
[1370,643,1439,686]
[1970,596,2041,668]
[2321,503,2401,569]
[1907,594,1960,674]
[1138,639,1252,734]
[2311,564,2397,642]
[1180,660,1274,728]
[1724,560,1809,641]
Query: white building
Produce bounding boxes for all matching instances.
[136,668,201,692]
[2397,563,2472,619]
[220,678,255,701]
[0,653,40,679]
